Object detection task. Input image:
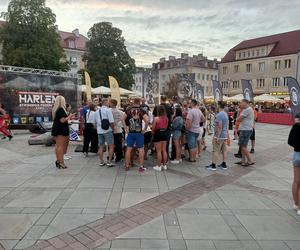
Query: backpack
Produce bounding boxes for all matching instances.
[99,109,110,130]
[126,107,143,133]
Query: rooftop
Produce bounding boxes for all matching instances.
[222,29,300,63]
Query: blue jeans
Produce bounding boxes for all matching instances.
[98,131,114,146]
[187,131,199,150]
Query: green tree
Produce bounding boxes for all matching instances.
[0,0,69,71]
[85,22,136,88]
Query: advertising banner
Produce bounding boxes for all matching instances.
[212,80,223,102]
[146,71,160,105]
[109,76,121,108]
[0,69,81,125]
[84,71,92,101]
[287,77,300,117]
[176,73,196,99]
[241,79,254,102]
[194,84,204,101]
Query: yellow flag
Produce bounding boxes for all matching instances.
[84,71,92,100]
[109,76,121,108]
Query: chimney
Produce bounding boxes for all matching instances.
[181,53,189,59]
[72,28,80,37]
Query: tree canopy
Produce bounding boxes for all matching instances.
[0,0,69,71]
[85,22,136,88]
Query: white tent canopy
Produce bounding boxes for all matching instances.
[227,94,244,102]
[92,86,111,95]
[81,85,95,92]
[204,95,229,101]
[254,94,283,103]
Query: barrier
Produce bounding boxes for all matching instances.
[257,113,293,126]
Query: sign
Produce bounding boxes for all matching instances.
[241,79,254,102]
[109,76,121,108]
[0,70,81,125]
[212,80,223,102]
[176,73,196,99]
[194,84,204,101]
[287,77,300,117]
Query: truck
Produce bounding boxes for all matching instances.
[0,65,82,130]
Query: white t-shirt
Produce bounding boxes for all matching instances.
[93,106,114,134]
[86,110,95,124]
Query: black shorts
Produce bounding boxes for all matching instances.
[153,130,168,143]
[250,128,255,141]
[144,131,152,144]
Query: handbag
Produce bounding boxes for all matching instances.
[99,109,110,130]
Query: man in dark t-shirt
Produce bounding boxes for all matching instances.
[153,95,174,158]
[124,98,149,172]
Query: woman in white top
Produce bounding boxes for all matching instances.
[83,103,98,157]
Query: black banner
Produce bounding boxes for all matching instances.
[0,70,81,125]
[241,79,254,102]
[194,84,204,101]
[176,73,196,99]
[287,77,300,117]
[212,80,223,102]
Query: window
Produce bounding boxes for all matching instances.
[232,80,240,89]
[221,81,228,89]
[243,52,246,58]
[246,64,252,73]
[252,50,255,57]
[284,59,291,68]
[206,74,209,80]
[238,52,241,59]
[261,48,265,55]
[275,60,281,70]
[222,67,228,75]
[211,75,214,80]
[69,56,77,65]
[247,51,250,57]
[215,75,218,80]
[68,40,75,48]
[198,73,201,80]
[283,77,289,87]
[257,79,265,88]
[256,50,260,56]
[272,77,280,87]
[202,74,205,80]
[258,62,265,72]
[234,65,239,73]
[206,86,209,93]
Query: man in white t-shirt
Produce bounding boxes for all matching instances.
[93,99,115,167]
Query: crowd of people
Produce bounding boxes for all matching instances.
[50,95,260,172]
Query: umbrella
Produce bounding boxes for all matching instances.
[254,94,284,103]
[92,86,111,95]
[226,94,244,102]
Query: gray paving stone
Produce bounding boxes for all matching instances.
[24,225,47,239]
[111,239,141,248]
[0,240,19,250]
[185,239,216,249]
[166,226,183,239]
[213,240,244,249]
[35,213,56,225]
[120,192,158,209]
[257,240,290,250]
[169,239,187,249]
[21,207,47,214]
[141,239,169,249]
[284,240,300,250]
[13,239,37,249]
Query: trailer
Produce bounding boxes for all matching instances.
[0,65,82,130]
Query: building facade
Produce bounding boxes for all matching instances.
[153,53,219,97]
[219,29,300,97]
[133,67,151,97]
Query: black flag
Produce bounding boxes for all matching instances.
[194,84,204,101]
[241,79,254,102]
[212,80,223,102]
[287,77,300,117]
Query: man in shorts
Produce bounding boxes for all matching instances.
[206,101,229,171]
[124,98,149,172]
[93,99,115,167]
[236,99,255,167]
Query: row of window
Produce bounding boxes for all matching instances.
[237,48,266,60]
[161,74,217,81]
[223,59,292,75]
[221,77,289,89]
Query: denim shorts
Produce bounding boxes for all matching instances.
[126,133,144,148]
[293,152,300,167]
[238,130,252,147]
[187,131,199,150]
[98,131,114,146]
[172,130,182,140]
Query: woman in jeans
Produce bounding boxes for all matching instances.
[152,105,169,171]
[171,108,184,164]
[288,113,300,215]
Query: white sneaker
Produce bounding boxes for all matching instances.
[83,153,88,158]
[171,160,180,164]
[153,166,162,171]
[162,165,168,171]
[293,204,298,211]
[297,210,300,216]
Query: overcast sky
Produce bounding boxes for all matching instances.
[1,0,300,66]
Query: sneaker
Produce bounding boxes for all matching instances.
[153,166,162,171]
[171,160,180,164]
[83,152,88,158]
[250,149,255,154]
[107,162,114,168]
[99,162,106,167]
[293,204,298,211]
[297,210,300,216]
[206,164,217,171]
[162,165,168,171]
[64,155,72,160]
[218,163,228,170]
[139,166,146,172]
